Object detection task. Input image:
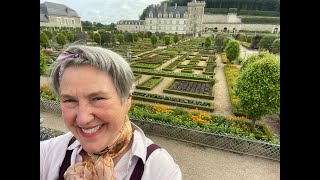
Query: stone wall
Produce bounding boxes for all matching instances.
[202,23,280,33]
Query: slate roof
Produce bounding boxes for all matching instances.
[149,5,188,18]
[117,20,144,25]
[40,1,80,18]
[40,14,49,22]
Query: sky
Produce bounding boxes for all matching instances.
[40,0,164,25]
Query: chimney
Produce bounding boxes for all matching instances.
[175,3,177,9]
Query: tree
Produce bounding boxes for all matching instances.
[139,5,153,20]
[173,33,179,44]
[88,31,94,40]
[271,38,280,54]
[74,31,87,41]
[43,30,53,40]
[214,32,230,52]
[124,32,133,42]
[204,36,212,49]
[117,34,124,44]
[101,32,112,46]
[250,34,264,49]
[82,20,93,26]
[224,39,240,62]
[163,35,171,47]
[110,23,116,28]
[241,51,270,72]
[66,31,74,43]
[234,53,280,132]
[258,35,277,52]
[96,22,104,27]
[56,33,66,46]
[40,31,50,49]
[93,33,101,45]
[151,33,158,47]
[40,50,48,76]
[133,33,139,42]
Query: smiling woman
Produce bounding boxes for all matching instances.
[40,44,182,180]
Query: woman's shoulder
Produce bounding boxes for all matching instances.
[40,132,73,153]
[143,143,182,179]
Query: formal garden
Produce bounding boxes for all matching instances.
[40,28,280,160]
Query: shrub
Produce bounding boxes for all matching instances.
[173,33,179,44]
[205,37,212,49]
[258,35,278,52]
[40,50,49,76]
[250,34,264,49]
[56,33,66,46]
[66,31,74,43]
[93,33,101,45]
[163,35,171,46]
[224,40,240,62]
[271,38,280,54]
[43,30,53,40]
[151,33,158,47]
[40,31,50,49]
[117,34,124,44]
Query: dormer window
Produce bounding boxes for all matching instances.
[163,13,167,18]
[149,12,153,18]
[158,13,162,18]
[176,12,180,18]
[184,12,188,18]
[169,13,173,18]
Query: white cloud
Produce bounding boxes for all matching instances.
[40,0,163,24]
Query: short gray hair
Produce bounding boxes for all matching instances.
[50,45,134,103]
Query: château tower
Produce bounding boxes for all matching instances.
[187,0,206,37]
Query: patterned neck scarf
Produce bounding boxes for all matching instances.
[64,115,133,180]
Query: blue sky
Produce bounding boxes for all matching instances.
[40,0,164,24]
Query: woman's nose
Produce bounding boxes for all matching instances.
[76,102,94,125]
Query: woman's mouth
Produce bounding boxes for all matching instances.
[80,124,103,137]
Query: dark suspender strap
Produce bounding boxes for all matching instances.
[58,136,76,180]
[130,144,160,180]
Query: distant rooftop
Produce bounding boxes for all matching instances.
[40,1,80,18]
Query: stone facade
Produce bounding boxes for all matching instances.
[40,1,82,30]
[116,20,145,32]
[116,0,280,35]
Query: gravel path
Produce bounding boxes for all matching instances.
[212,53,234,117]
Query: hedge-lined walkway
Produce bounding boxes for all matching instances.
[211,53,233,117]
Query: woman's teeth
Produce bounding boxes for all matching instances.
[82,125,102,134]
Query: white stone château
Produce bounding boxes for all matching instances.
[116,0,280,35]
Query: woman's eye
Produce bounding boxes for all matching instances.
[63,99,76,103]
[93,97,104,101]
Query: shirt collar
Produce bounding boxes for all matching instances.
[65,122,148,163]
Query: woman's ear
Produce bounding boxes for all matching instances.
[125,95,132,112]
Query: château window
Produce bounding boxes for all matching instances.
[149,12,153,18]
[158,13,162,18]
[169,13,173,18]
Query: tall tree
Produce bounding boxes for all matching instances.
[40,31,50,49]
[151,33,158,47]
[173,33,179,44]
[234,52,280,132]
[224,39,240,62]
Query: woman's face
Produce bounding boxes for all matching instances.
[59,65,131,154]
